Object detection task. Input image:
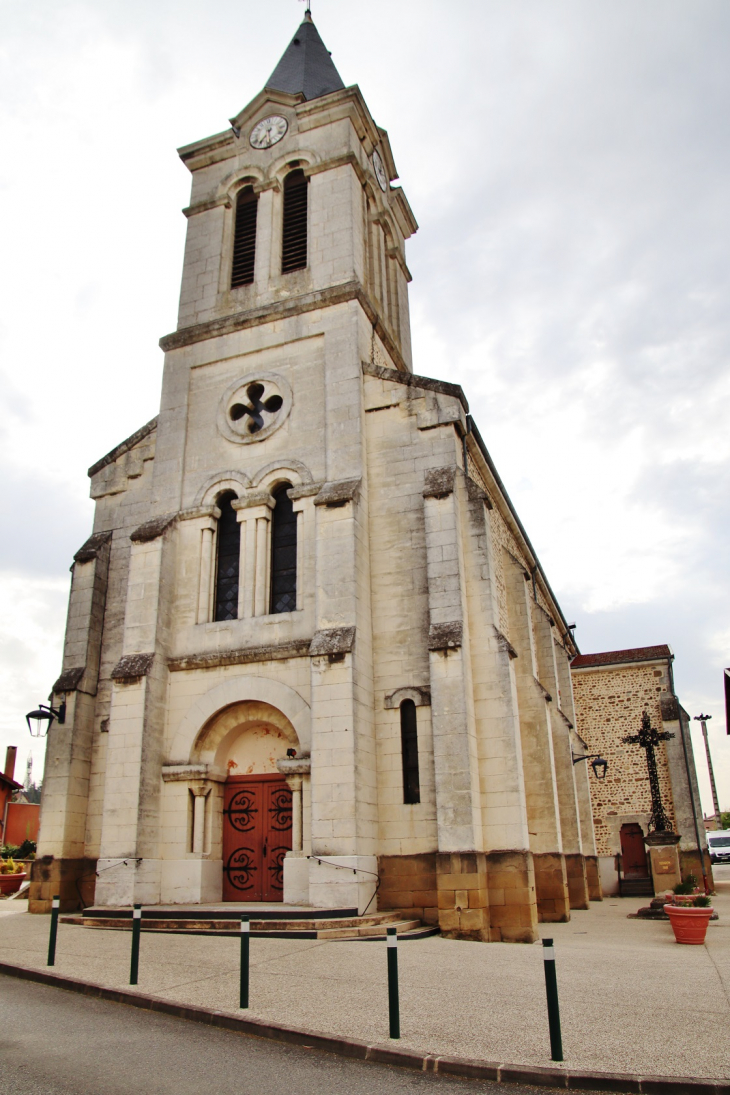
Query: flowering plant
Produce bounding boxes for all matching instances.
[0,857,24,876]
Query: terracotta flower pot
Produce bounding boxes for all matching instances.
[663,904,713,945]
[0,872,27,895]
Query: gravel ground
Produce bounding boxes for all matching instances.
[1,871,728,1081]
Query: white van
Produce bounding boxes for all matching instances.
[707,830,730,863]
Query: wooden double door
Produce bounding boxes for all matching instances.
[222,775,292,902]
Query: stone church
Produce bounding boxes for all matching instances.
[31,14,601,942]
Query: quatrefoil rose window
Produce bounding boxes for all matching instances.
[217,372,292,444]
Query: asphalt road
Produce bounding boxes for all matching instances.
[0,975,571,1095]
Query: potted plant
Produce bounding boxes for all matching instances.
[0,856,28,895]
[663,885,714,945]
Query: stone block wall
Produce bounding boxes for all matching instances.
[572,661,677,857]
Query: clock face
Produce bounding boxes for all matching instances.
[373,149,388,192]
[250,115,288,150]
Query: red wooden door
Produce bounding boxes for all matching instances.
[222,776,292,901]
[620,823,649,878]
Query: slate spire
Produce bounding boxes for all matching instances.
[265,14,345,102]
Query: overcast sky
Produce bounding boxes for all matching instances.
[1,0,728,817]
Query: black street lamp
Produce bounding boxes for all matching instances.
[26,702,65,737]
[571,752,608,780]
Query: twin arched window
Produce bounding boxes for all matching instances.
[229,169,308,289]
[213,485,297,621]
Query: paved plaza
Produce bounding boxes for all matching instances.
[1,869,729,1083]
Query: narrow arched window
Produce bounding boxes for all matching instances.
[400,700,420,804]
[214,492,240,621]
[270,484,297,614]
[281,169,308,273]
[231,186,258,288]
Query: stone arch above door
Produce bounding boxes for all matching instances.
[195,701,297,773]
[168,675,311,766]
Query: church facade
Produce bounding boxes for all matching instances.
[31,15,600,942]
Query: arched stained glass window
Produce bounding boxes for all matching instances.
[400,700,420,804]
[214,492,240,621]
[270,484,297,614]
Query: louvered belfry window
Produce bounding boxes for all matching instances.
[230,187,258,288]
[270,484,297,614]
[400,700,421,804]
[214,492,240,621]
[281,169,308,273]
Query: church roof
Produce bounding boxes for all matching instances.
[571,645,673,669]
[265,14,345,102]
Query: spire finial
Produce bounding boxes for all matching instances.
[299,0,312,20]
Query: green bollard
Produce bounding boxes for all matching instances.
[129,904,142,986]
[387,926,400,1039]
[240,915,250,1009]
[47,895,60,966]
[542,938,563,1062]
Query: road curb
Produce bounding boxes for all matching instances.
[0,961,726,1094]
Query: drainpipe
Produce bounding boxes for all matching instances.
[668,661,709,893]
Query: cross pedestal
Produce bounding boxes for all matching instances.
[644,830,681,895]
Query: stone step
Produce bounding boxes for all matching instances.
[62,912,403,933]
[79,905,360,922]
[317,918,422,939]
[619,879,654,897]
[58,909,429,940]
[59,915,437,941]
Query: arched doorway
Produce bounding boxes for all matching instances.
[193,702,297,902]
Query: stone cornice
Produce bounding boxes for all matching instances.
[159,280,408,373]
[362,361,468,411]
[168,639,312,673]
[88,417,158,479]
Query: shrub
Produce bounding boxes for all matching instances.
[673,874,699,895]
[693,894,712,908]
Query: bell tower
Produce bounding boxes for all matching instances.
[166,12,416,363]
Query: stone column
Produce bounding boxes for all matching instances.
[234,493,274,618]
[531,604,588,910]
[30,531,112,913]
[505,554,569,922]
[277,757,311,906]
[422,468,489,942]
[288,490,317,613]
[571,733,602,900]
[95,516,176,907]
[191,785,210,855]
[308,477,378,914]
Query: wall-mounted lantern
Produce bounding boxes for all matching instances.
[25,702,65,737]
[572,751,608,780]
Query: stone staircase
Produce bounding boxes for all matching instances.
[60,905,439,941]
[619,878,654,898]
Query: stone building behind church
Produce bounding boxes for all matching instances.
[30,15,601,942]
[572,644,710,896]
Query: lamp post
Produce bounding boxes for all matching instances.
[694,714,721,827]
[622,711,674,833]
